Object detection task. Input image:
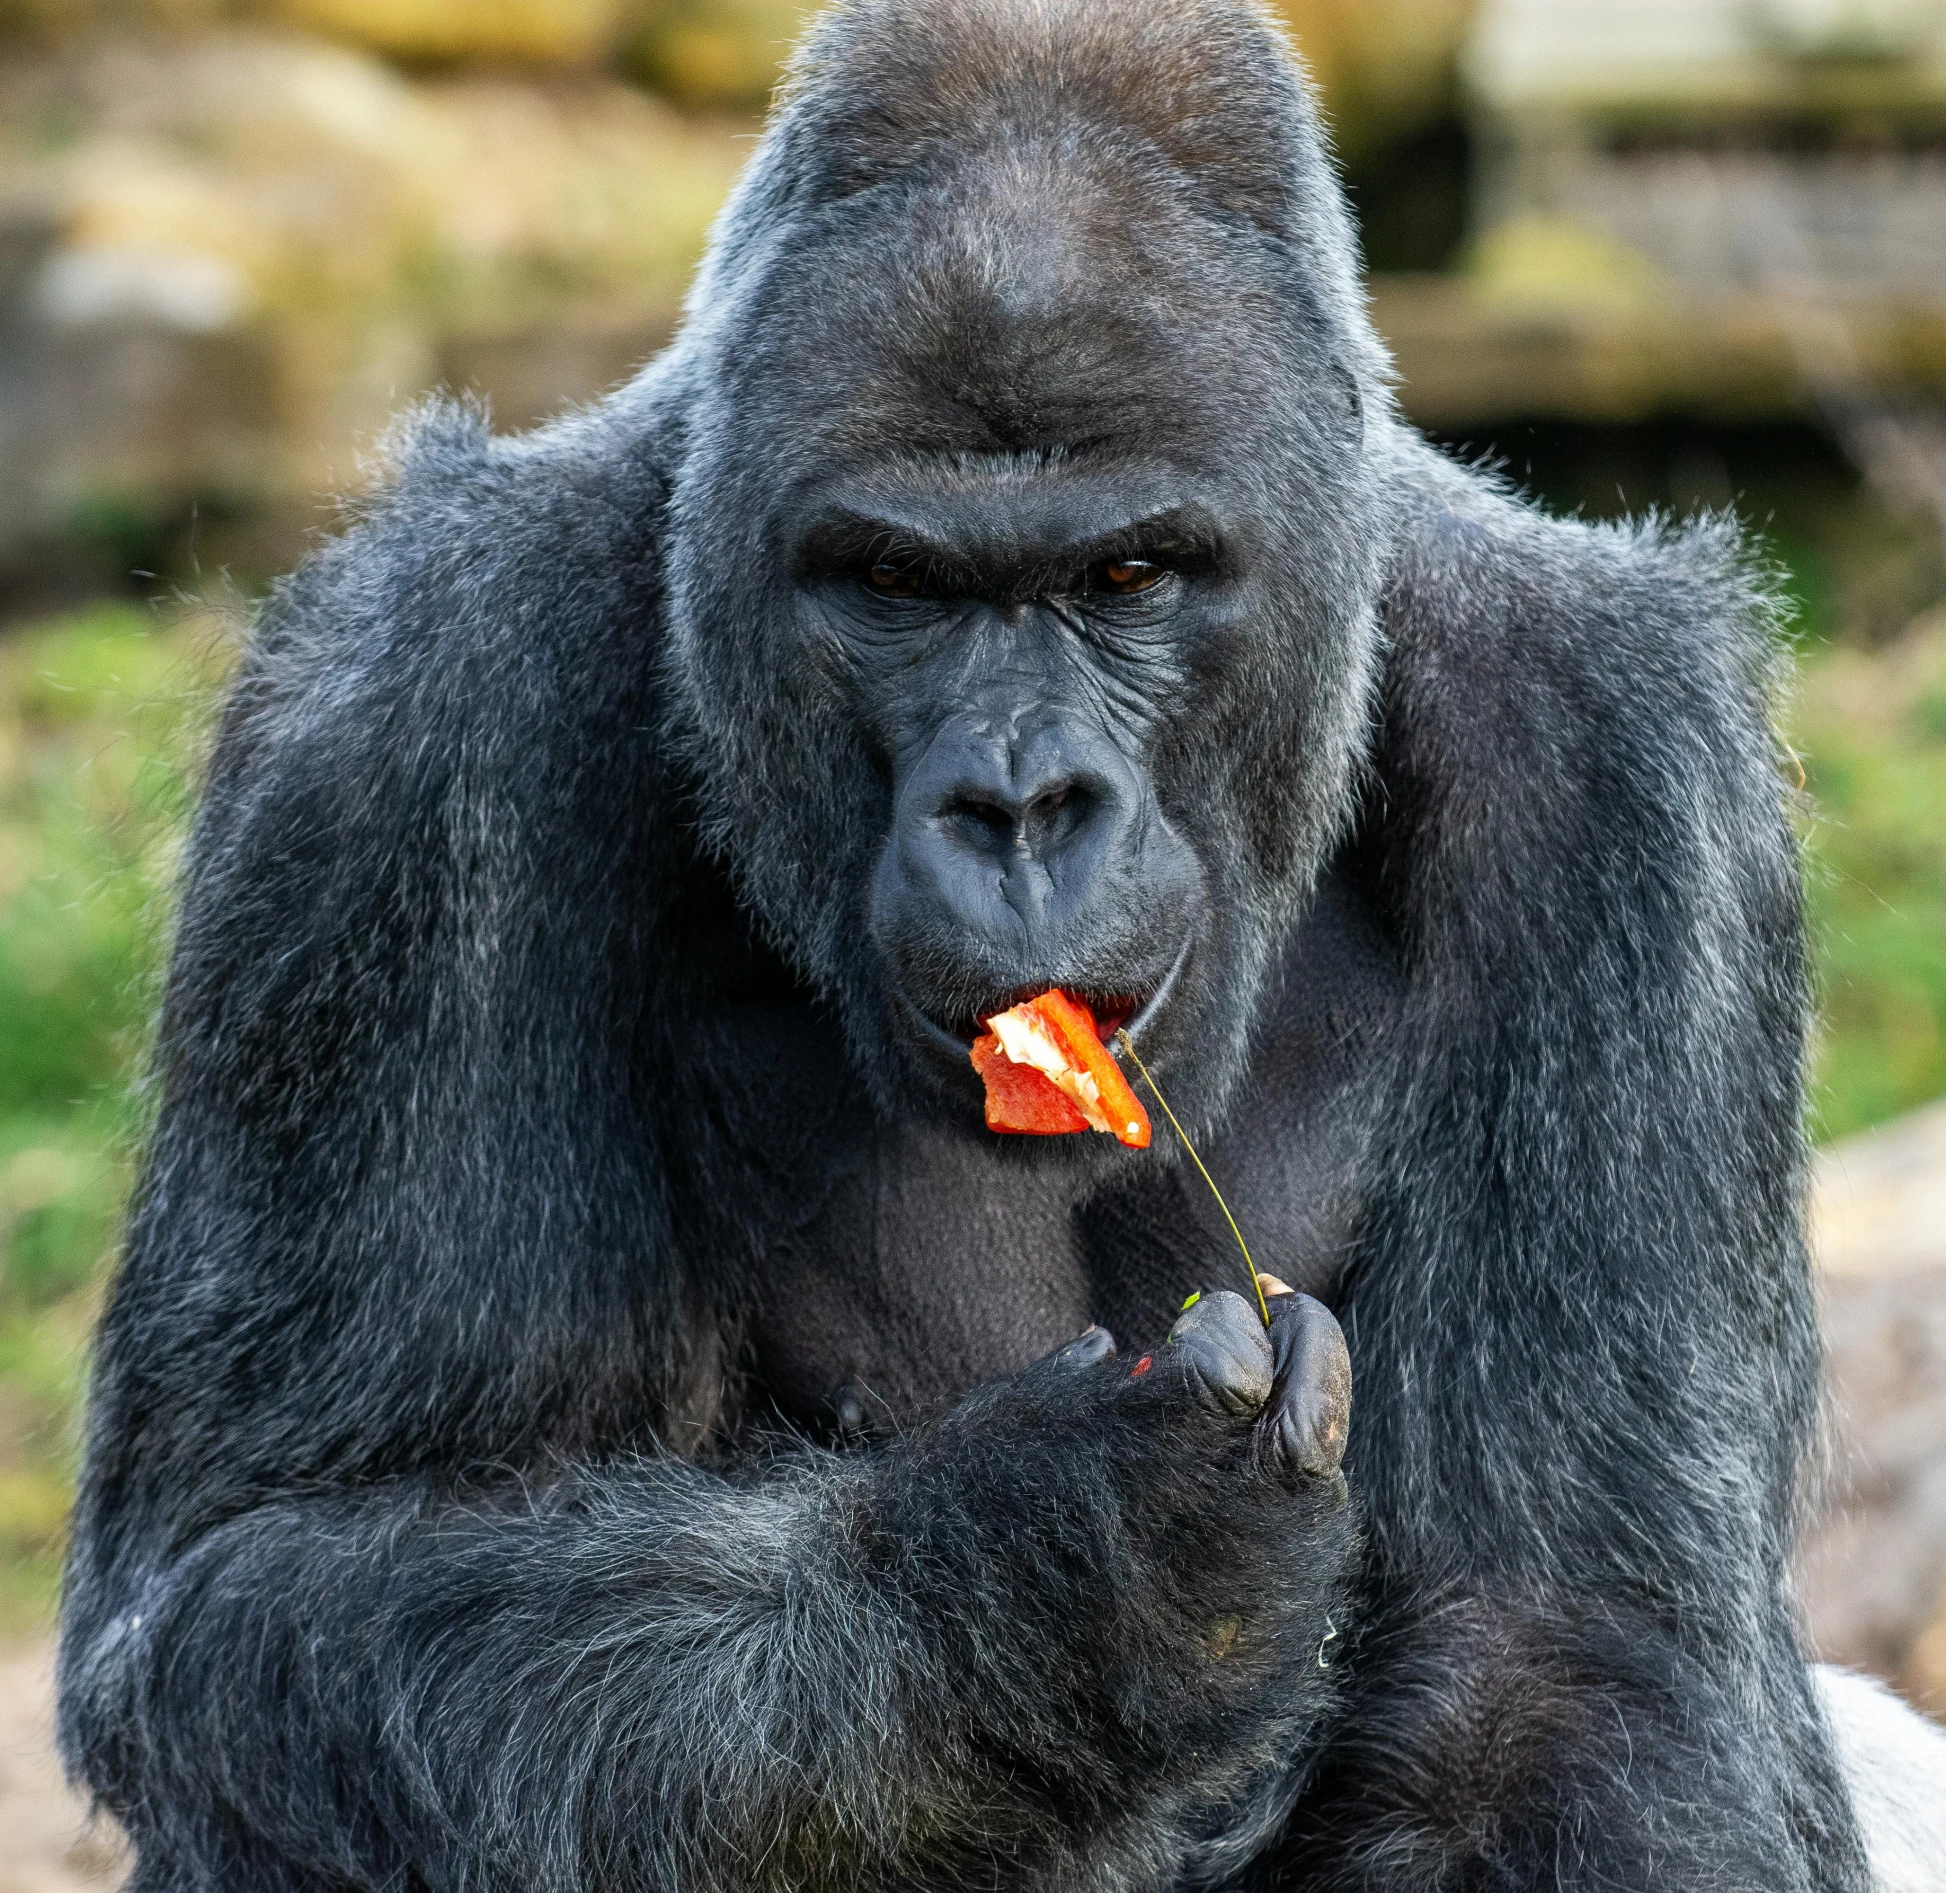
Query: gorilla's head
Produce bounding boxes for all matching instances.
[660,0,1395,1141]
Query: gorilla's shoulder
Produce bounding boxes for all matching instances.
[194,389,686,865]
[218,391,678,778]
[1376,433,1788,810]
[256,393,672,681]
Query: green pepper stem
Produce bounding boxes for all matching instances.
[1115,1030,1271,1329]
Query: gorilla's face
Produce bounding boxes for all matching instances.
[796,461,1216,1077]
[663,146,1390,1142]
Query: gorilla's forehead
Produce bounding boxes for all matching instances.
[719,143,1321,472]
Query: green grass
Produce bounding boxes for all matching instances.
[0,597,1941,1631]
[0,601,228,1630]
[1797,611,1946,1141]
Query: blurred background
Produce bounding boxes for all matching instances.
[2,0,1946,1879]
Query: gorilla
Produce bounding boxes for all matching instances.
[59,1,1866,1888]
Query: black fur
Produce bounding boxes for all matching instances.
[59,2,1862,1889]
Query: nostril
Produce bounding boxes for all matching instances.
[940,793,1021,851]
[1025,781,1096,852]
[930,775,1109,858]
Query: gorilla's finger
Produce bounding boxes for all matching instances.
[1048,1325,1117,1371]
[1159,1291,1274,1418]
[1257,1273,1295,1300]
[1260,1294,1352,1480]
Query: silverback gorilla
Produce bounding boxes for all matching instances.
[60,2,1865,1889]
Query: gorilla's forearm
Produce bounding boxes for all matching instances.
[74,1462,953,1893]
[63,1354,1351,1893]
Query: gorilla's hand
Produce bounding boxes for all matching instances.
[1161,1287,1352,1477]
[871,1289,1355,1848]
[1259,1288,1355,1483]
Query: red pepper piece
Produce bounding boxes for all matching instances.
[970,1031,1091,1135]
[970,990,1153,1150]
[1028,990,1152,1150]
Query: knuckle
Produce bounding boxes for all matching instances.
[1166,1290,1274,1417]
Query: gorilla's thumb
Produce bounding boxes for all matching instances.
[1265,1294,1352,1478]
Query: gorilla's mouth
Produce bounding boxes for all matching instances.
[931,991,1146,1048]
[899,935,1195,1066]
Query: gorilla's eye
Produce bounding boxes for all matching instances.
[1098,559,1167,596]
[864,560,923,599]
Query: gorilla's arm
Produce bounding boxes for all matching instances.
[57,409,1351,1893]
[1254,442,1862,1891]
[67,1335,1347,1893]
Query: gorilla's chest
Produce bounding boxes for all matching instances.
[736,1099,1370,1448]
[742,1118,1100,1443]
[726,870,1397,1445]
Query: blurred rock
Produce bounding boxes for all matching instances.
[1275,0,1478,161]
[437,313,673,433]
[0,28,743,578]
[277,0,634,69]
[1445,0,1946,430]
[0,0,633,63]
[627,0,817,108]
[0,0,813,104]
[0,2,1482,136]
[1817,1098,1946,1285]
[0,1641,122,1893]
[1371,275,1946,428]
[0,3,1498,592]
[1801,1101,1946,1716]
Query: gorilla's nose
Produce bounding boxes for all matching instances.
[887,711,1142,943]
[932,748,1117,866]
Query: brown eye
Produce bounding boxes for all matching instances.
[865,561,922,598]
[1100,559,1166,595]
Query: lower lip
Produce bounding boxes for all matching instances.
[1120,936,1193,1051]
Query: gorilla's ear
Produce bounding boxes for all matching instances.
[1265,1294,1352,1478]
